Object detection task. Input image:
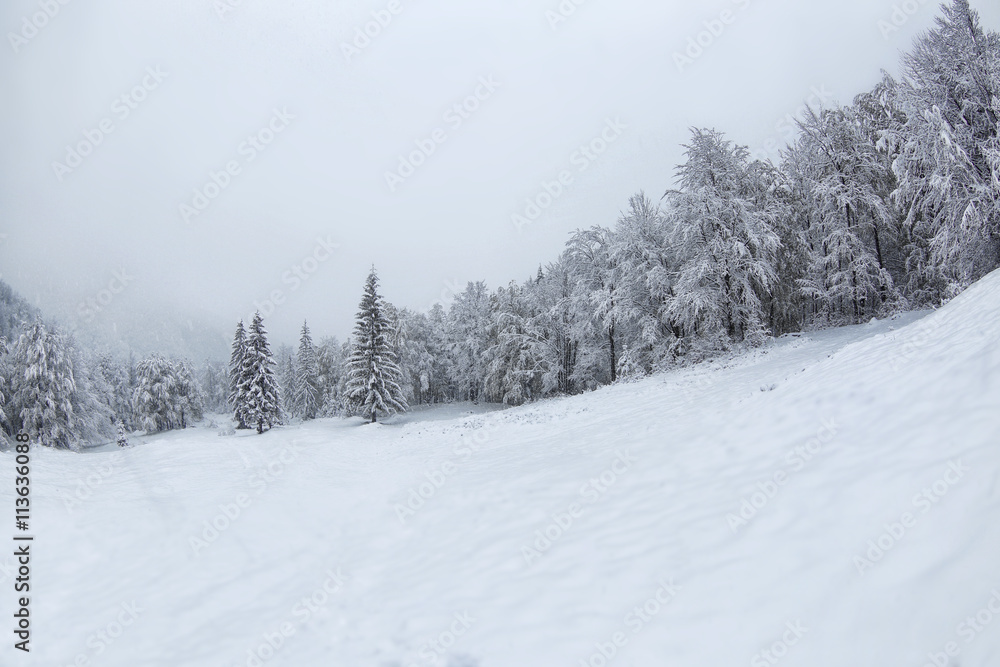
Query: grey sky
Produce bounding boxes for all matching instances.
[2,0,995,358]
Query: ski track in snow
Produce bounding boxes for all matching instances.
[3,271,1000,666]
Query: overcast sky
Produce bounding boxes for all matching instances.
[2,0,997,357]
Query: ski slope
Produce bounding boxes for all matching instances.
[4,270,1000,667]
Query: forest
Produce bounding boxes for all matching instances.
[1,0,996,448]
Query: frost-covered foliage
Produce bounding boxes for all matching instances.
[228,320,249,429]
[345,268,408,423]
[293,321,321,420]
[239,312,282,434]
[7,321,79,449]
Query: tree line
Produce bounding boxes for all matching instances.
[2,0,996,446]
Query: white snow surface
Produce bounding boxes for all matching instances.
[4,270,1000,667]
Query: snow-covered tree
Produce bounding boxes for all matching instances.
[483,283,549,405]
[666,128,782,348]
[294,321,321,420]
[889,0,1000,283]
[788,107,898,322]
[240,312,282,433]
[173,359,205,428]
[116,418,130,448]
[228,320,249,429]
[132,355,180,433]
[448,281,492,402]
[8,321,79,449]
[345,268,408,423]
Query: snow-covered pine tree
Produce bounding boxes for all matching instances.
[294,321,320,420]
[132,355,180,432]
[240,312,281,434]
[173,359,204,428]
[345,268,408,423]
[228,320,249,429]
[8,320,79,449]
[116,418,129,447]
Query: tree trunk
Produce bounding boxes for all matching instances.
[608,321,617,383]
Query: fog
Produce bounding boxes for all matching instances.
[2,0,992,359]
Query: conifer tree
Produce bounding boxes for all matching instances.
[240,312,281,434]
[294,321,321,420]
[9,321,78,449]
[345,268,408,423]
[116,418,130,448]
[228,320,248,429]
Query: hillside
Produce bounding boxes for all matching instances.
[2,270,999,666]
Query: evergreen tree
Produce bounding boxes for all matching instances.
[228,320,249,429]
[294,321,321,420]
[8,321,78,449]
[240,312,281,434]
[116,418,130,448]
[345,268,408,423]
[132,355,180,433]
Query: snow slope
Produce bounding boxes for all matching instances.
[3,270,1000,667]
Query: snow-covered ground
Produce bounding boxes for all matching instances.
[4,271,1000,667]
